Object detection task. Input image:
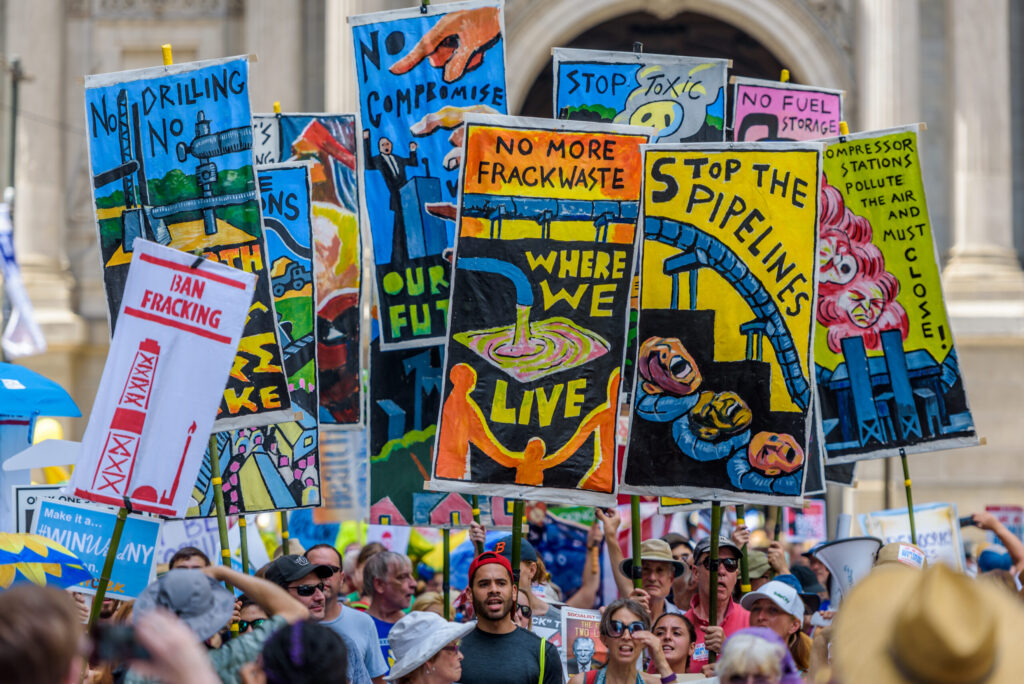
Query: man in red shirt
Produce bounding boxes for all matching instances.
[684,536,750,675]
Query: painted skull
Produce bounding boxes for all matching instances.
[689,390,752,441]
[748,432,804,476]
[638,336,702,396]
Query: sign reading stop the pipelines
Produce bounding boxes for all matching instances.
[68,240,254,518]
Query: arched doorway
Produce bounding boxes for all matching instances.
[517,10,786,120]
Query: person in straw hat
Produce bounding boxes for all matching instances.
[385,611,475,684]
[616,538,688,626]
[832,562,1024,683]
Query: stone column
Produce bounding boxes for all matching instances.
[6,0,85,346]
[245,0,303,113]
[943,0,1024,301]
[855,0,920,129]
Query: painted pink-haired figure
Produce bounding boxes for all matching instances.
[816,175,908,353]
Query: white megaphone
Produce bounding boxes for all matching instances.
[812,536,882,608]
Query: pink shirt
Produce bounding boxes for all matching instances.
[683,597,750,674]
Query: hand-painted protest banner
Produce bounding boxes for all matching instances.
[351,0,508,348]
[816,126,977,463]
[317,429,369,522]
[85,56,290,431]
[254,113,364,426]
[623,143,822,504]
[859,502,965,571]
[34,499,161,599]
[188,164,320,516]
[430,115,648,505]
[553,48,728,143]
[69,240,254,517]
[732,77,843,142]
[562,608,606,676]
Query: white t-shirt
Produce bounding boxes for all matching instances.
[321,603,389,678]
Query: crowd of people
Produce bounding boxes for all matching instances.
[1,509,1022,684]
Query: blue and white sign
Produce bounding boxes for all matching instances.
[33,499,162,599]
[859,502,965,572]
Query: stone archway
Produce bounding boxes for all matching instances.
[505,0,854,115]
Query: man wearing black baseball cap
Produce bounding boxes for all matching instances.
[457,551,561,684]
[684,536,750,675]
[265,554,375,684]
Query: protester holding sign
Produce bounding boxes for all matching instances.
[684,537,749,675]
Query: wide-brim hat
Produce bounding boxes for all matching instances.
[385,611,476,681]
[134,569,235,641]
[834,563,1024,683]
[619,538,686,578]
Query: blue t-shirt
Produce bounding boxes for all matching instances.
[322,604,389,678]
[371,614,396,674]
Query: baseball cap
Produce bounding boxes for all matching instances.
[492,535,538,563]
[468,551,513,584]
[264,554,333,587]
[789,564,827,595]
[740,579,804,621]
[978,547,1013,573]
[693,536,742,560]
[747,550,771,579]
[774,573,821,613]
[134,569,234,641]
[876,542,928,570]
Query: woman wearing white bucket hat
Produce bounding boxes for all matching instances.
[386,611,476,683]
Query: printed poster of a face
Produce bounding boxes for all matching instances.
[552,48,728,143]
[732,77,843,142]
[430,115,648,505]
[351,0,508,349]
[623,143,822,504]
[252,113,364,427]
[188,164,320,516]
[84,56,291,431]
[815,126,977,463]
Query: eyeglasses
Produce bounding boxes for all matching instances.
[237,618,267,632]
[442,640,462,653]
[607,620,646,637]
[700,558,739,573]
[517,603,533,619]
[290,582,325,597]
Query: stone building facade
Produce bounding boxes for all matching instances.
[3,0,1022,522]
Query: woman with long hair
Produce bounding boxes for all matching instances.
[569,598,678,684]
[650,613,704,681]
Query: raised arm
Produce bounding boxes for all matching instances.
[973,512,1024,574]
[203,565,309,624]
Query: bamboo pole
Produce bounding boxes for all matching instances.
[630,496,642,589]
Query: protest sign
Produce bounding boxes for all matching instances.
[786,500,827,542]
[622,143,821,504]
[351,0,508,348]
[430,115,648,505]
[366,524,412,555]
[34,499,161,599]
[732,77,843,142]
[317,429,369,522]
[816,126,977,463]
[859,502,965,571]
[188,164,320,516]
[985,505,1023,547]
[254,114,364,426]
[553,48,728,143]
[13,484,82,534]
[156,517,269,572]
[533,608,565,679]
[561,607,606,676]
[69,240,254,517]
[85,56,290,430]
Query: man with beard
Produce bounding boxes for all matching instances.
[458,551,562,684]
[684,537,750,675]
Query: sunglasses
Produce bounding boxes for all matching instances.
[290,582,325,597]
[442,640,462,653]
[700,558,739,573]
[237,618,267,632]
[323,565,341,575]
[607,620,646,637]
[517,603,533,619]
[725,676,775,684]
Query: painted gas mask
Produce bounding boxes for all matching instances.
[638,336,702,397]
[747,432,804,476]
[689,390,751,440]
